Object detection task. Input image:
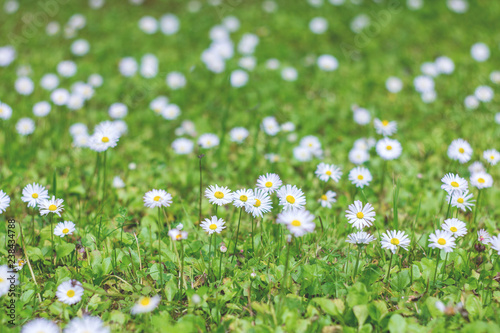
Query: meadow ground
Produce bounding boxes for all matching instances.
[1,0,500,332]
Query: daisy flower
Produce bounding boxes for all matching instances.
[441,173,468,195]
[469,161,485,174]
[200,216,226,234]
[88,128,119,152]
[0,265,18,296]
[56,280,84,305]
[293,146,313,162]
[348,148,370,164]
[346,231,376,245]
[0,102,13,120]
[470,172,493,189]
[198,133,219,149]
[428,230,456,253]
[345,200,376,230]
[447,190,474,211]
[315,163,342,182]
[256,173,282,193]
[16,118,35,136]
[232,189,256,209]
[168,229,188,241]
[376,138,402,160]
[64,316,110,333]
[318,190,336,208]
[489,235,500,255]
[143,189,173,208]
[348,166,372,188]
[54,221,76,237]
[21,318,59,333]
[300,136,323,157]
[21,183,49,208]
[380,230,411,254]
[477,229,491,244]
[229,127,249,143]
[441,218,467,238]
[276,209,315,237]
[131,295,161,314]
[172,138,194,155]
[0,190,11,214]
[447,139,472,164]
[246,189,272,218]
[276,185,306,211]
[261,116,280,136]
[13,258,25,271]
[374,118,397,136]
[483,149,500,166]
[39,196,64,217]
[205,185,233,206]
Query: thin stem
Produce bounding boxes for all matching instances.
[442,252,449,280]
[353,246,362,281]
[198,155,204,223]
[433,250,441,287]
[219,249,224,282]
[231,208,243,262]
[179,240,185,300]
[281,240,291,294]
[385,251,394,282]
[251,216,255,254]
[445,195,452,220]
[158,207,163,287]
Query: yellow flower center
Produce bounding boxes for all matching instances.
[386,145,392,151]
[357,175,364,180]
[0,278,3,282]
[140,297,150,306]
[175,234,182,239]
[326,171,332,176]
[382,120,389,126]
[240,195,248,202]
[214,191,224,199]
[291,220,301,227]
[356,212,364,219]
[67,290,75,298]
[458,148,464,154]
[491,155,495,160]
[437,238,446,245]
[321,195,327,201]
[450,227,458,232]
[32,193,39,199]
[450,181,459,187]
[390,238,399,245]
[478,178,485,184]
[101,136,110,143]
[254,199,261,207]
[265,181,273,188]
[153,196,161,201]
[209,224,217,230]
[49,204,57,211]
[286,195,295,204]
[62,228,69,234]
[18,260,25,265]
[457,198,464,203]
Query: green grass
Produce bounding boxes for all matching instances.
[1,0,500,332]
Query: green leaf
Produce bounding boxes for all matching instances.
[368,300,389,323]
[347,282,370,307]
[390,269,411,292]
[353,304,369,329]
[55,243,75,258]
[388,314,407,333]
[313,298,345,323]
[465,295,483,320]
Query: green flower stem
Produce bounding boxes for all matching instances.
[385,251,394,282]
[158,207,163,287]
[231,208,243,262]
[353,246,362,281]
[433,250,441,287]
